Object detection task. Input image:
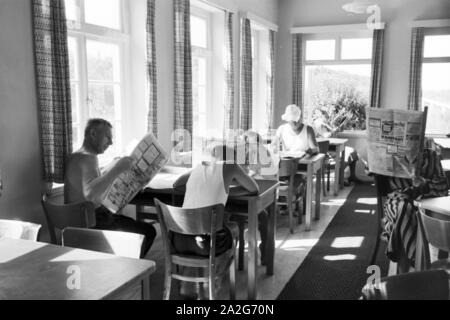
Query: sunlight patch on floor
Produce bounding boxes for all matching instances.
[323,254,357,261]
[331,236,364,248]
[356,198,377,205]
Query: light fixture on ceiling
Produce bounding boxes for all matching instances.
[342,0,374,14]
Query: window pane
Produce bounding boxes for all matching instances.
[71,83,79,123]
[422,63,450,135]
[424,35,450,58]
[85,0,121,30]
[65,0,79,21]
[305,64,371,132]
[68,37,78,80]
[191,15,207,48]
[341,38,373,60]
[86,40,120,82]
[306,40,335,61]
[88,84,120,122]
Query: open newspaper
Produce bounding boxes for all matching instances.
[366,107,426,178]
[102,133,169,213]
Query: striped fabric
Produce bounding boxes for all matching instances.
[383,149,448,266]
[174,0,192,153]
[292,34,303,117]
[146,0,158,137]
[33,0,72,183]
[266,30,276,131]
[407,28,425,111]
[370,29,384,109]
[240,18,252,131]
[224,11,235,132]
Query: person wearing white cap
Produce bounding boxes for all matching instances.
[275,104,319,155]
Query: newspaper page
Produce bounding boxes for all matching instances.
[366,108,425,178]
[102,133,169,213]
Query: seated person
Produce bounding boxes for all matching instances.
[382,148,448,273]
[64,118,156,258]
[172,144,259,298]
[274,104,319,156]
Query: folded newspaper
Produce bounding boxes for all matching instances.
[366,108,425,179]
[102,133,169,213]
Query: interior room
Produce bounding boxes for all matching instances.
[1,0,450,300]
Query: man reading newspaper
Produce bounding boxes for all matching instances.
[65,119,161,258]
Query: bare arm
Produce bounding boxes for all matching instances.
[81,156,133,205]
[224,164,259,196]
[307,126,320,155]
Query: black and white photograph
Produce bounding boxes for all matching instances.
[0,0,450,303]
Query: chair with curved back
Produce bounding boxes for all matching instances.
[0,219,42,241]
[361,269,449,300]
[155,199,237,300]
[277,157,302,234]
[41,193,96,245]
[62,227,144,259]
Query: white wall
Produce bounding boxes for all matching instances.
[0,0,46,226]
[275,0,450,127]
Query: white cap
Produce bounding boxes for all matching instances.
[281,105,302,122]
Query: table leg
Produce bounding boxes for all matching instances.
[315,167,321,221]
[334,151,340,196]
[305,164,313,231]
[248,200,257,300]
[266,195,276,276]
[339,145,346,189]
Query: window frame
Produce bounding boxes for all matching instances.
[302,31,373,125]
[422,27,450,136]
[66,0,130,159]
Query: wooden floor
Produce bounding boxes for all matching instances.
[144,182,355,300]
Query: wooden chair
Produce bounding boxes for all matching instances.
[62,227,144,259]
[155,199,237,300]
[41,193,96,245]
[0,219,41,241]
[277,157,302,234]
[416,206,450,271]
[361,269,449,300]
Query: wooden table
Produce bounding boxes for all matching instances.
[0,238,155,300]
[132,176,279,300]
[318,138,348,195]
[298,153,325,231]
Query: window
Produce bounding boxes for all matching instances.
[65,0,127,163]
[303,33,373,133]
[422,30,450,135]
[251,23,271,133]
[190,2,225,165]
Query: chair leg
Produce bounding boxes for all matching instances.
[163,272,172,300]
[327,167,331,192]
[288,192,294,234]
[229,258,236,300]
[296,197,302,225]
[238,219,245,271]
[322,167,327,197]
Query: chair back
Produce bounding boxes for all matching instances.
[278,157,298,179]
[41,193,96,244]
[0,219,41,241]
[418,209,450,254]
[62,227,144,259]
[318,140,330,155]
[361,270,449,300]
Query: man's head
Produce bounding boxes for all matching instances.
[281,105,302,130]
[83,118,113,154]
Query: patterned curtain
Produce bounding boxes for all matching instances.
[147,0,157,137]
[408,27,425,111]
[370,29,384,109]
[292,33,303,116]
[174,0,192,152]
[267,30,276,131]
[33,0,72,183]
[224,11,235,132]
[240,18,252,131]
